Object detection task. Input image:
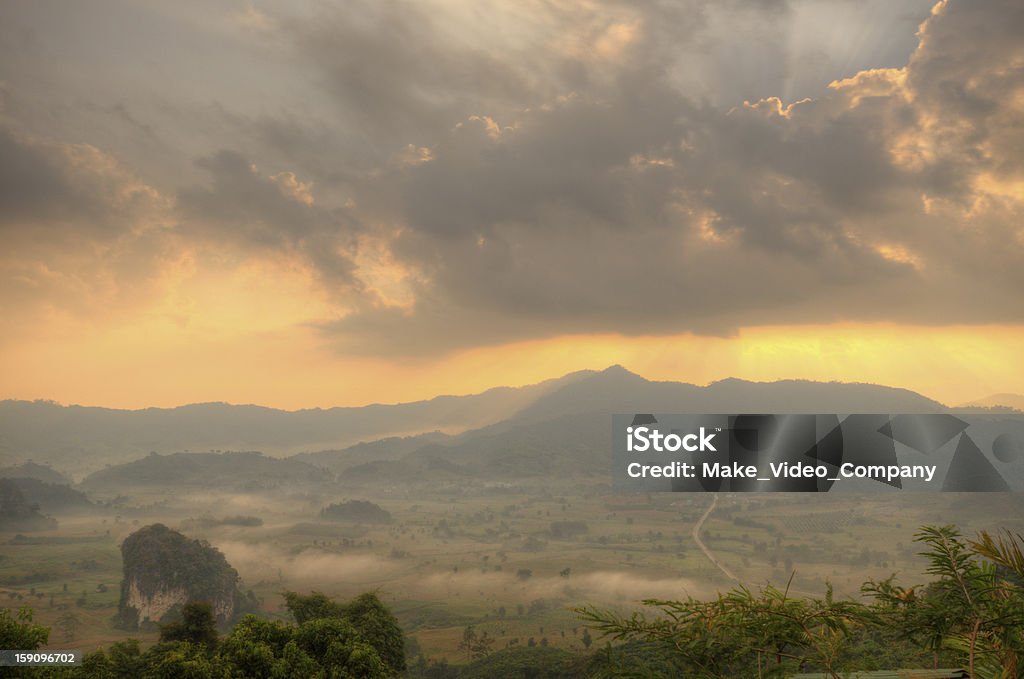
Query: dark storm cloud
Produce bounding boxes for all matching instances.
[0,128,120,231]
[324,0,1024,353]
[177,150,361,288]
[0,128,76,222]
[278,0,536,147]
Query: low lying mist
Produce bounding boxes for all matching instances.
[215,540,403,586]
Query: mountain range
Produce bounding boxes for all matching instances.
[0,366,957,479]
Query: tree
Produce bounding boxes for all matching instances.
[294,616,390,678]
[0,607,48,649]
[216,614,296,678]
[971,528,1024,584]
[342,592,406,674]
[458,625,495,660]
[159,601,219,651]
[577,578,872,678]
[575,525,1024,679]
[460,625,478,662]
[283,590,405,675]
[146,642,215,679]
[864,525,1024,678]
[283,590,344,624]
[56,611,80,642]
[84,639,146,679]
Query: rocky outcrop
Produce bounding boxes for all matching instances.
[115,523,243,629]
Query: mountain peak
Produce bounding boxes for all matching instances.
[598,364,639,377]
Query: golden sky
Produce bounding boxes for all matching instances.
[2,313,1021,409]
[1,0,1022,409]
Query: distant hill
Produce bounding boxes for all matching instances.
[960,393,1024,412]
[506,366,945,426]
[394,411,611,480]
[339,452,471,484]
[0,371,587,473]
[1,478,95,513]
[79,451,333,494]
[329,369,959,485]
[302,367,948,477]
[0,479,57,531]
[3,367,953,476]
[68,371,1020,490]
[292,431,453,475]
[0,461,70,485]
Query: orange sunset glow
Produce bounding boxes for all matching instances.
[2,318,1022,409]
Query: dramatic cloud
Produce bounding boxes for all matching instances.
[0,0,1020,400]
[177,149,362,291]
[325,0,1024,352]
[0,126,179,320]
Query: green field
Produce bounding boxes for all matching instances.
[4,481,1022,667]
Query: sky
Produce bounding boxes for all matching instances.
[1,0,1022,409]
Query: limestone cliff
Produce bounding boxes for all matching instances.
[115,523,246,629]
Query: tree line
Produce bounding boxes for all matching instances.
[577,525,1024,678]
[3,524,1023,677]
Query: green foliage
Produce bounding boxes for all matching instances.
[294,617,390,678]
[159,601,219,651]
[80,648,117,679]
[0,606,49,649]
[11,590,403,679]
[283,590,406,674]
[577,577,871,678]
[972,529,1024,582]
[215,617,282,678]
[406,656,459,679]
[80,640,145,679]
[146,641,215,679]
[456,645,577,679]
[458,625,495,662]
[573,640,695,678]
[342,592,406,673]
[283,591,344,624]
[863,525,1024,679]
[577,524,1024,679]
[10,525,1024,678]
